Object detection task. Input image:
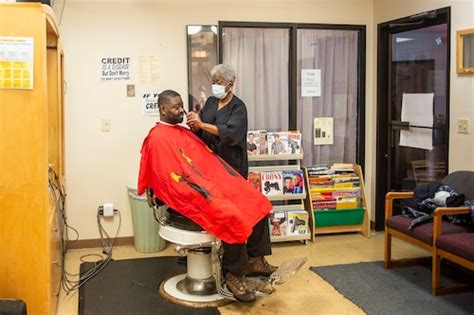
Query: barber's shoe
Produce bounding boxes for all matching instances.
[248,256,278,277]
[225,272,256,303]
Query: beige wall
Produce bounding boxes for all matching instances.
[55,0,472,241]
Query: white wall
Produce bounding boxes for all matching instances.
[56,0,374,240]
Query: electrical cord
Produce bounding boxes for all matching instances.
[48,166,121,295]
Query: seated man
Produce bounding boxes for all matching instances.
[137,90,276,302]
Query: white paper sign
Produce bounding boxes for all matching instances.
[142,92,159,116]
[302,69,321,97]
[399,93,434,150]
[139,56,160,84]
[0,36,34,89]
[100,57,131,81]
[314,117,333,145]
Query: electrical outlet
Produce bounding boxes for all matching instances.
[457,118,469,134]
[101,119,111,132]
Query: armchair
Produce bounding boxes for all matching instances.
[384,171,474,269]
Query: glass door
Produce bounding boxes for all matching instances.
[376,8,450,229]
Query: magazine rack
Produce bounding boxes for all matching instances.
[303,164,370,238]
[248,152,314,244]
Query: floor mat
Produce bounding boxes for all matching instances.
[311,261,474,315]
[79,256,221,315]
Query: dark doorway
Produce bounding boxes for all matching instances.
[375,8,450,230]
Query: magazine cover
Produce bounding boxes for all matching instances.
[246,131,259,155]
[286,211,309,235]
[268,132,288,154]
[282,170,305,194]
[287,131,302,154]
[270,211,287,236]
[261,171,283,196]
[247,172,261,192]
[257,130,268,155]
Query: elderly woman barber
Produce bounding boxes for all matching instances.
[186,64,276,303]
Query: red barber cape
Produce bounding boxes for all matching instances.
[138,123,272,244]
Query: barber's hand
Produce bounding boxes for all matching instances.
[186,112,203,130]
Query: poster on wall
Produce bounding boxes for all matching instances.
[100,57,131,81]
[142,92,159,116]
[314,117,334,145]
[301,69,321,97]
[139,56,160,84]
[0,36,34,89]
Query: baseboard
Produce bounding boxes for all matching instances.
[66,236,134,250]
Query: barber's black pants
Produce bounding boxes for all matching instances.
[222,216,272,275]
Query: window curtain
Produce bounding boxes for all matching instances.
[297,29,358,166]
[222,27,289,131]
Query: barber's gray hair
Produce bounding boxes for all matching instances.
[211,64,236,83]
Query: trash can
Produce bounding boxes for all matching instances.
[127,184,166,253]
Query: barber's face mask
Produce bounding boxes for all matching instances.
[212,83,229,99]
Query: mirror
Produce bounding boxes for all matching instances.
[457,28,474,74]
[186,25,218,111]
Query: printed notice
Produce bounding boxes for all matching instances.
[314,117,334,145]
[302,69,321,97]
[143,92,159,116]
[399,93,434,150]
[0,36,34,89]
[101,57,131,81]
[139,56,160,84]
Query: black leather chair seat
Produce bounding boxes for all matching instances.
[166,208,204,232]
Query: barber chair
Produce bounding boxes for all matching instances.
[146,189,307,307]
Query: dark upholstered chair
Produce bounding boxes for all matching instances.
[385,171,474,294]
[432,173,474,295]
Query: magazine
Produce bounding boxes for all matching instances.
[270,211,287,236]
[247,172,261,192]
[257,130,268,155]
[287,211,309,235]
[261,171,283,196]
[246,131,259,155]
[282,170,305,194]
[287,131,302,154]
[268,132,288,155]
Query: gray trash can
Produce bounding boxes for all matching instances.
[127,184,166,253]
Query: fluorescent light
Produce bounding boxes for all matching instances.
[187,26,202,35]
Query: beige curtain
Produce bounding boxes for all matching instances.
[222,27,289,131]
[297,29,358,166]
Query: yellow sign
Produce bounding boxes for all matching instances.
[0,37,34,90]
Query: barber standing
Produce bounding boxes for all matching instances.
[186,64,276,303]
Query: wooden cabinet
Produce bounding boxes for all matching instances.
[0,3,64,314]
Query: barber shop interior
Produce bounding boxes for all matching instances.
[2,0,474,314]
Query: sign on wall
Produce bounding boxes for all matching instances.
[101,57,130,81]
[302,69,321,97]
[143,92,159,116]
[0,36,34,89]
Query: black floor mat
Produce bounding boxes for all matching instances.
[79,256,221,315]
[311,261,474,315]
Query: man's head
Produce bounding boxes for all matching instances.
[159,90,184,125]
[284,176,292,189]
[294,174,302,185]
[248,133,254,143]
[274,134,280,143]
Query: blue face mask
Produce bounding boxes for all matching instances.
[212,83,228,99]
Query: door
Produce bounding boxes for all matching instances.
[375,8,450,230]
